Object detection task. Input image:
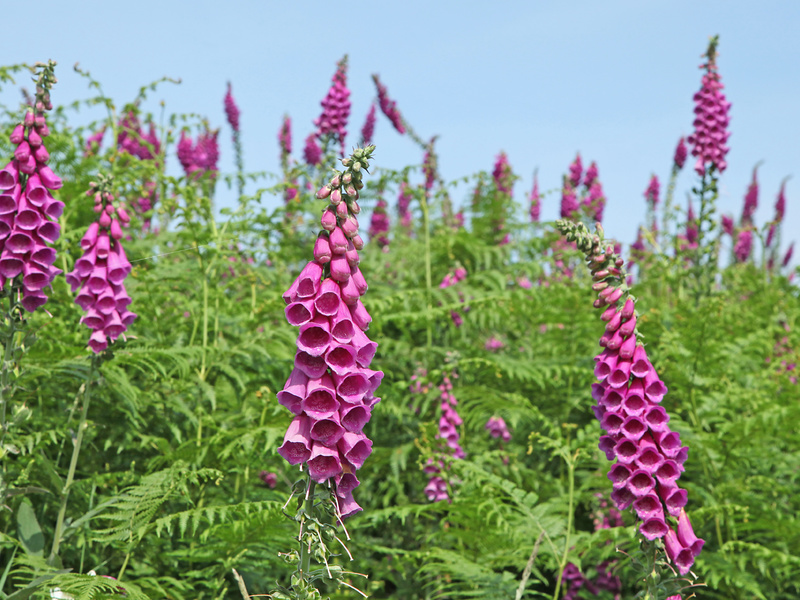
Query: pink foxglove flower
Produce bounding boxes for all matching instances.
[372,74,405,134]
[397,182,412,228]
[783,243,794,268]
[585,181,606,224]
[568,153,583,188]
[560,178,579,219]
[314,56,351,156]
[583,161,598,189]
[278,146,381,519]
[530,172,540,223]
[721,215,734,236]
[360,103,376,145]
[278,115,292,161]
[774,179,787,223]
[485,416,511,441]
[557,219,704,577]
[177,128,219,180]
[644,175,660,209]
[687,36,731,176]
[84,126,105,157]
[368,198,390,249]
[492,152,513,196]
[117,110,161,161]
[224,82,240,133]
[66,182,136,353]
[673,137,687,170]
[740,165,759,225]
[733,229,753,263]
[303,134,322,167]
[425,371,465,502]
[0,73,64,312]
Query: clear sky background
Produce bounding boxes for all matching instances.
[3,1,798,259]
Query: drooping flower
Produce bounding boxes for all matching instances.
[117,110,161,161]
[277,146,381,519]
[66,180,136,353]
[687,36,731,176]
[360,103,376,145]
[259,471,277,488]
[314,56,351,155]
[673,137,687,170]
[303,133,322,167]
[485,416,511,441]
[177,128,220,179]
[556,219,704,577]
[278,115,292,162]
[530,172,540,223]
[372,74,405,134]
[224,82,240,133]
[0,64,64,312]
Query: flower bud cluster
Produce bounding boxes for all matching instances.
[314,56,351,156]
[558,219,704,576]
[372,74,405,134]
[84,127,106,157]
[530,173,540,223]
[67,180,136,353]
[568,153,583,188]
[177,128,219,180]
[423,141,438,192]
[485,416,510,441]
[0,64,64,312]
[303,134,322,167]
[224,82,240,133]
[687,37,731,176]
[278,146,381,519]
[644,175,660,209]
[740,165,759,226]
[118,111,161,161]
[673,137,687,170]
[492,152,513,196]
[278,115,292,161]
[367,198,390,249]
[733,229,753,263]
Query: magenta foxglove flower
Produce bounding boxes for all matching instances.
[224,82,240,133]
[368,198,390,249]
[425,371,465,502]
[484,337,504,352]
[556,219,704,577]
[583,161,598,189]
[568,153,583,188]
[372,74,405,134]
[278,146,380,519]
[530,173,540,223]
[439,267,467,326]
[585,181,606,224]
[673,137,687,170]
[733,229,753,263]
[644,175,660,209]
[492,152,513,196]
[84,126,105,157]
[740,165,759,225]
[177,128,220,180]
[360,103,376,145]
[423,140,438,192]
[783,243,794,268]
[117,111,161,161]
[485,416,510,441]
[314,56,351,156]
[774,179,787,223]
[303,134,322,167]
[560,179,579,219]
[259,471,277,488]
[397,182,412,228]
[687,37,731,176]
[278,115,292,161]
[721,215,734,236]
[0,102,64,312]
[66,185,136,353]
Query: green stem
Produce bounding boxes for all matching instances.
[200,270,209,380]
[298,477,317,578]
[0,296,18,452]
[552,453,576,600]
[420,191,433,351]
[49,355,97,564]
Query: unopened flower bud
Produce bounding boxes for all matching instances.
[346,185,357,198]
[592,281,609,292]
[316,185,331,200]
[341,214,359,237]
[110,218,123,240]
[351,234,364,250]
[10,125,24,145]
[24,112,34,127]
[321,208,337,231]
[342,172,352,185]
[331,175,341,188]
[336,201,348,219]
[330,188,342,205]
[348,201,360,215]
[593,269,609,281]
[99,211,112,228]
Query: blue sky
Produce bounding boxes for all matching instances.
[3,1,798,258]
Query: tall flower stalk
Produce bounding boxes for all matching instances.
[275,146,380,599]
[557,219,704,596]
[224,82,244,198]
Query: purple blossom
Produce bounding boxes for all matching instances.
[224,82,240,133]
[425,372,465,502]
[560,179,579,219]
[585,181,606,223]
[0,109,64,312]
[673,137,687,170]
[259,471,277,488]
[397,182,412,228]
[721,215,734,236]
[84,126,105,157]
[687,38,731,176]
[303,134,322,167]
[734,229,753,263]
[423,141,438,192]
[368,198,390,249]
[783,242,794,268]
[117,111,161,161]
[177,128,220,179]
[372,74,405,134]
[686,202,698,247]
[360,103,376,145]
[66,189,136,353]
[583,161,598,189]
[278,115,292,160]
[530,173,540,223]
[774,179,787,223]
[314,56,351,155]
[492,152,513,196]
[278,147,380,519]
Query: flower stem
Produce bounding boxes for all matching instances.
[420,190,433,351]
[299,477,317,578]
[552,451,577,600]
[49,354,97,564]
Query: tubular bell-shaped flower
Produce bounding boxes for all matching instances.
[177,127,219,180]
[557,219,704,577]
[314,56,351,156]
[0,61,63,312]
[372,74,405,134]
[67,176,136,353]
[278,146,381,519]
